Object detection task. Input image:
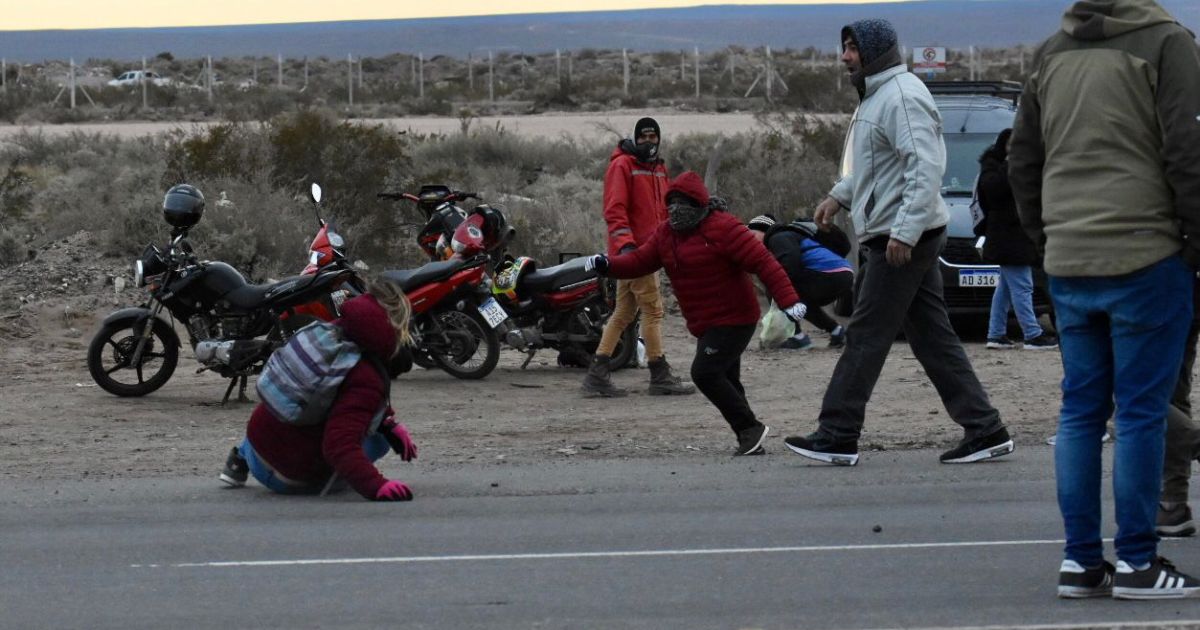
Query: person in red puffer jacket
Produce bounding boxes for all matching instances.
[584,171,807,456]
[218,280,419,501]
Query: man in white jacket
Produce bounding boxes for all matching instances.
[784,19,1012,466]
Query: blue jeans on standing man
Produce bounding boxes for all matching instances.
[1051,255,1193,568]
[988,265,1044,341]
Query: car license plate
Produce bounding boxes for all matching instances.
[478,297,508,328]
[959,270,1000,287]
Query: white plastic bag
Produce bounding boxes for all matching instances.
[758,302,793,350]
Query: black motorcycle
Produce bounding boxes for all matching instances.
[87,227,357,400]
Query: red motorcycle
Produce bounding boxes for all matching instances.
[381,206,508,379]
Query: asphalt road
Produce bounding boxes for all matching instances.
[4,446,1200,629]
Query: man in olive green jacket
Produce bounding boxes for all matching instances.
[1009,0,1200,600]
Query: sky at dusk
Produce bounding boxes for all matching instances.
[4,0,918,31]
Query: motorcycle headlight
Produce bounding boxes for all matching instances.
[328,232,345,249]
[133,260,145,287]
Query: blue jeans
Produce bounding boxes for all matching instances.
[1050,255,1193,567]
[987,265,1043,340]
[240,434,390,495]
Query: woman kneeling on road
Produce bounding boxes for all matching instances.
[585,171,806,456]
[219,280,419,501]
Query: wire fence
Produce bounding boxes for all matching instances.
[0,45,1033,122]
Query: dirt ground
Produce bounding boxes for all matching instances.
[0,233,1077,483]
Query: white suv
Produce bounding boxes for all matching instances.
[108,71,172,87]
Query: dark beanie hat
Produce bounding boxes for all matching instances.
[842,19,899,67]
[634,117,661,139]
[665,171,710,208]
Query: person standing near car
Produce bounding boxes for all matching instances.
[783,19,1012,467]
[582,117,695,398]
[585,172,805,455]
[1008,0,1200,599]
[974,128,1058,351]
[746,214,850,350]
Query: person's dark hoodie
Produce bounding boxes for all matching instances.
[1008,0,1200,277]
[841,19,904,99]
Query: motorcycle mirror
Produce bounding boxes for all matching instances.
[310,183,323,204]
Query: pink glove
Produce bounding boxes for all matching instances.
[386,422,418,462]
[374,480,413,501]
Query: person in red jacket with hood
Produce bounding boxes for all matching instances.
[218,280,419,501]
[583,117,695,398]
[585,171,807,455]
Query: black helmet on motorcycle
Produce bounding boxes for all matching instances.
[162,184,205,229]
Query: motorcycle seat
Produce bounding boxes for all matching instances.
[519,257,596,294]
[382,259,472,292]
[223,274,317,310]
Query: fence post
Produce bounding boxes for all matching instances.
[765,46,773,101]
[2,58,6,95]
[694,46,700,99]
[488,51,495,102]
[468,53,474,92]
[555,48,561,87]
[835,45,842,92]
[418,52,425,99]
[347,54,354,106]
[1019,48,1025,76]
[207,55,214,102]
[141,56,148,109]
[622,48,629,96]
[358,57,363,89]
[277,54,283,88]
[69,58,76,109]
[969,46,976,81]
[410,57,416,87]
[303,57,309,90]
[680,50,686,81]
[568,51,573,84]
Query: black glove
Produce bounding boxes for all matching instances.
[584,254,610,275]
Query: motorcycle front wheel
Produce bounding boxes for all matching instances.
[427,307,500,379]
[87,317,180,396]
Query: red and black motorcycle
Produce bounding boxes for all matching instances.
[379,185,635,371]
[380,205,509,379]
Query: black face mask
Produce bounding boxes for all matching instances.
[619,138,660,163]
[667,202,709,232]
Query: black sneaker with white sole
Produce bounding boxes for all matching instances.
[1113,557,1200,600]
[1057,559,1115,598]
[734,425,770,456]
[939,427,1015,464]
[1157,503,1197,538]
[783,432,859,466]
[219,446,249,487]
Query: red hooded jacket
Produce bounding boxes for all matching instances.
[608,174,800,337]
[246,294,398,499]
[602,142,670,256]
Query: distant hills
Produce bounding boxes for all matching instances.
[3,1,1199,62]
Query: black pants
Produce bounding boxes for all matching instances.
[1162,315,1200,503]
[817,231,1003,442]
[790,268,853,332]
[691,324,760,434]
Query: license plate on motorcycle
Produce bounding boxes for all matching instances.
[478,297,508,328]
[959,270,1000,287]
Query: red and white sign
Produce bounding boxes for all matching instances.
[913,47,947,74]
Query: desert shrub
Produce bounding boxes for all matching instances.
[0,160,35,220]
[162,122,267,185]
